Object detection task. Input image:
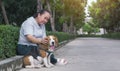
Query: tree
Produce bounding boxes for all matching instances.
[37,0,43,12]
[89,0,120,33]
[45,0,56,32]
[82,23,93,34]
[61,0,87,34]
[0,0,9,24]
[2,0,37,25]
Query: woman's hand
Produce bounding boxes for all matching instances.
[40,37,49,44]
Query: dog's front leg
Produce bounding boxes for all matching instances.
[36,56,44,67]
[43,57,51,68]
[48,53,54,67]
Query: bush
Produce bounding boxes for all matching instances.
[0,25,19,59]
[47,32,76,42]
[102,33,120,39]
[77,34,101,37]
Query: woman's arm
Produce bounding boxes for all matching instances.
[26,34,48,44]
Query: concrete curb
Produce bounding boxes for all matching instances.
[0,56,23,71]
[0,40,72,71]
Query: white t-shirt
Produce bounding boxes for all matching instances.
[18,17,46,46]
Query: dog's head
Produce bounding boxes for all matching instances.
[47,35,58,52]
[39,35,58,52]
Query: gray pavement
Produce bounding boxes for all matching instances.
[19,37,120,71]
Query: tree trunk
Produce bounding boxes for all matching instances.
[63,21,68,33]
[46,0,56,32]
[73,26,77,34]
[37,0,43,12]
[69,16,74,34]
[0,0,9,24]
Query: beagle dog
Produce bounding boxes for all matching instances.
[23,35,58,68]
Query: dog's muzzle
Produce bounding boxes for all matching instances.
[49,45,55,52]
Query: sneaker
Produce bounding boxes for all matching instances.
[56,58,67,65]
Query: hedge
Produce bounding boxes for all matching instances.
[102,33,120,39]
[0,25,76,59]
[47,31,76,42]
[0,25,19,59]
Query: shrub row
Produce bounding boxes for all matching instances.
[101,33,120,39]
[47,31,76,42]
[0,25,76,59]
[77,34,101,37]
[0,25,19,59]
[77,33,120,40]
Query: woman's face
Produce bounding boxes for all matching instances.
[37,12,51,24]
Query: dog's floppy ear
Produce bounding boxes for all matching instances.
[44,36,49,40]
[54,36,59,47]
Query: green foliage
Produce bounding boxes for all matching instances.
[82,23,100,34]
[59,16,66,24]
[56,0,87,31]
[89,0,120,32]
[0,25,19,59]
[78,34,101,37]
[0,0,86,33]
[1,0,37,25]
[82,23,93,34]
[102,33,120,39]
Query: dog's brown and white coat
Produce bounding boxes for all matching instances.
[23,35,58,68]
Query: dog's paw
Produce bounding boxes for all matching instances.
[49,63,54,67]
[35,64,44,68]
[45,65,51,68]
[25,65,35,68]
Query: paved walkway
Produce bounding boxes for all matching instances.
[19,37,120,71]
